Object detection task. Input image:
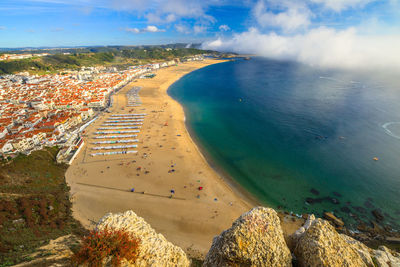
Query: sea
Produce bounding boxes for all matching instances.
[168,57,400,230]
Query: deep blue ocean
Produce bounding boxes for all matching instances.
[168,58,400,229]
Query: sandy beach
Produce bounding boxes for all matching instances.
[66,59,302,257]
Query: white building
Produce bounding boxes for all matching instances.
[0,127,8,139]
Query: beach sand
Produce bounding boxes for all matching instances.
[66,59,303,257]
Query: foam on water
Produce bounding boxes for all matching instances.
[382,122,400,139]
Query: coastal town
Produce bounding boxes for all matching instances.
[0,53,51,61]
[0,54,204,162]
[2,0,400,265]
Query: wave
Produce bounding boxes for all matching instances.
[382,122,400,139]
[319,76,346,83]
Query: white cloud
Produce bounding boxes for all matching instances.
[125,25,165,33]
[145,13,177,24]
[174,24,209,34]
[175,24,191,34]
[202,27,400,71]
[310,0,377,12]
[125,27,140,33]
[219,24,230,31]
[165,14,177,22]
[0,26,6,30]
[111,0,216,24]
[143,25,165,32]
[194,25,207,34]
[253,0,311,32]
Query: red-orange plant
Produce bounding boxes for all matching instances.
[72,227,140,267]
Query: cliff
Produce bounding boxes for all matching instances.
[14,207,400,266]
[203,207,292,266]
[95,210,190,267]
[204,207,400,266]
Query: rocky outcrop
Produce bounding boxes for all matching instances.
[292,214,316,242]
[13,207,400,267]
[372,246,400,267]
[203,207,292,267]
[323,212,344,227]
[294,218,369,266]
[96,210,190,267]
[293,216,400,267]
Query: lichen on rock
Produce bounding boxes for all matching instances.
[203,206,292,267]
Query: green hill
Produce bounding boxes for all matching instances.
[0,47,213,74]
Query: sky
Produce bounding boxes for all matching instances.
[0,0,399,69]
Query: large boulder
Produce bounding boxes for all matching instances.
[323,212,344,227]
[372,246,400,267]
[203,207,292,267]
[96,210,190,267]
[294,218,370,266]
[341,234,375,266]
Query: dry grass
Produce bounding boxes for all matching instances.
[72,227,140,267]
[0,147,86,266]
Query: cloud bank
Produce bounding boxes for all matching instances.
[201,0,400,71]
[253,0,312,32]
[202,27,400,71]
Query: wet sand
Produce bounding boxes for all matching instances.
[66,59,303,257]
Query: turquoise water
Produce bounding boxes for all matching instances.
[168,58,400,229]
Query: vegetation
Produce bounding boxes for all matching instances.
[0,147,86,266]
[0,46,215,74]
[72,227,140,267]
[0,59,50,74]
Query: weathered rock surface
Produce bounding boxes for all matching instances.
[203,207,292,267]
[341,234,375,266]
[323,212,344,227]
[96,210,190,267]
[372,246,400,267]
[292,214,315,242]
[293,217,400,267]
[294,218,368,266]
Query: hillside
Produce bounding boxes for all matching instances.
[0,148,85,266]
[0,47,214,74]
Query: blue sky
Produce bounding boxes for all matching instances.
[0,0,399,70]
[0,0,398,48]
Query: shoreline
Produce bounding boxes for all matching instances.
[165,63,305,237]
[165,64,261,209]
[174,100,262,208]
[65,59,303,257]
[163,60,400,249]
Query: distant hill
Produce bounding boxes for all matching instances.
[0,43,203,54]
[0,46,216,74]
